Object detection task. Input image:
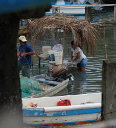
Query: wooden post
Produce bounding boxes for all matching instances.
[0,15,22,128]
[85,7,91,22]
[102,60,116,128]
[114,5,116,21]
[85,7,88,21]
[39,57,41,68]
[114,25,116,41]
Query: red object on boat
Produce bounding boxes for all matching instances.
[57,99,71,106]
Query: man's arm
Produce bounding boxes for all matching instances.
[23,44,35,56]
[24,52,35,55]
[20,51,35,56]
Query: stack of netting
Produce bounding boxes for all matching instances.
[20,76,41,98]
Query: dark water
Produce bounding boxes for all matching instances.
[31,9,116,97]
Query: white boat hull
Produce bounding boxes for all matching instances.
[23,93,102,126]
[23,113,101,126]
[58,7,85,15]
[46,6,85,15]
[46,0,86,15]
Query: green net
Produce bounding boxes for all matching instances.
[20,76,41,98]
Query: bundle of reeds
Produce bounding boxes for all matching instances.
[27,14,100,54]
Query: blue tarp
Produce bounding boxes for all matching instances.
[0,0,54,14]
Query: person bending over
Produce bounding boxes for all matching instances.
[70,41,88,72]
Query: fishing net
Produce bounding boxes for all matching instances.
[20,76,41,98]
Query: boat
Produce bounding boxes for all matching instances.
[22,92,102,126]
[20,75,69,98]
[46,0,86,16]
[32,78,69,98]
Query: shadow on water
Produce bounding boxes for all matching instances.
[66,67,88,95]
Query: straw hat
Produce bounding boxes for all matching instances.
[19,35,27,42]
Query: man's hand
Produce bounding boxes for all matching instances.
[20,53,27,56]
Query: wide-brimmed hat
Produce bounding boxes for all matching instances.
[19,36,27,42]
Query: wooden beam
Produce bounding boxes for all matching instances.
[53,4,116,8]
[114,5,116,21]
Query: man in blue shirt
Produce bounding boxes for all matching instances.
[17,35,35,77]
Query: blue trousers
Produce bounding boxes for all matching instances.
[77,58,88,68]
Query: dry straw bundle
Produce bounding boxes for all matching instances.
[27,14,99,54]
